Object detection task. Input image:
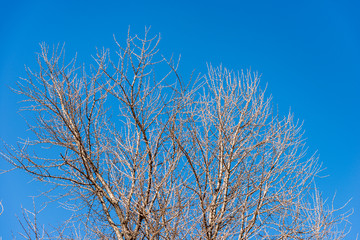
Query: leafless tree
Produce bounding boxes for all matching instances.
[16,198,48,240]
[2,29,351,239]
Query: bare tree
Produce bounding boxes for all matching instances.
[2,29,350,239]
[17,198,48,240]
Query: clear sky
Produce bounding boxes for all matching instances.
[0,0,359,238]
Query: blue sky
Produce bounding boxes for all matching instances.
[0,0,359,238]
